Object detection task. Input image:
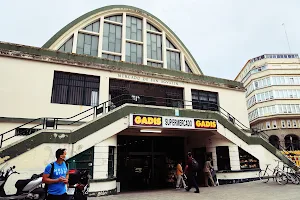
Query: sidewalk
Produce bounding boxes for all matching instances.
[89,181,299,200]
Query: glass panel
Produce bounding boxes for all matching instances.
[147,61,162,67]
[76,33,99,56]
[126,16,142,41]
[103,23,122,53]
[83,21,100,32]
[166,38,176,49]
[58,36,73,53]
[77,33,84,48]
[147,33,162,60]
[102,53,121,61]
[105,15,122,23]
[146,23,160,32]
[84,24,93,32]
[167,51,181,71]
[125,42,143,64]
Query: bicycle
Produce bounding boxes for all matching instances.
[282,163,300,185]
[259,160,288,185]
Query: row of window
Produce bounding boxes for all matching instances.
[238,54,299,82]
[249,104,300,121]
[266,119,300,130]
[253,119,300,131]
[250,54,299,64]
[246,76,300,96]
[247,89,300,108]
[241,65,267,83]
[51,71,219,110]
[58,14,193,73]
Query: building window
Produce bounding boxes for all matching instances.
[166,39,181,71]
[266,121,271,129]
[281,120,286,128]
[216,146,230,171]
[105,15,122,23]
[285,135,300,151]
[147,23,160,32]
[126,42,143,64]
[147,33,162,61]
[166,39,176,49]
[76,33,99,56]
[147,61,163,67]
[58,36,73,53]
[51,71,100,106]
[102,53,121,61]
[185,62,192,73]
[287,120,292,128]
[108,146,115,178]
[126,16,143,42]
[83,20,100,33]
[103,23,122,53]
[191,90,219,111]
[293,120,297,128]
[272,120,277,128]
[167,51,180,71]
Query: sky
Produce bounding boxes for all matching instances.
[1,0,299,80]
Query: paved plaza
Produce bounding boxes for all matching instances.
[89,181,300,200]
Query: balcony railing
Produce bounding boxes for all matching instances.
[0,94,250,148]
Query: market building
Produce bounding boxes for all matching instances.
[0,5,294,197]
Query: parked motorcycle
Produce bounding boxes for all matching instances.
[67,169,90,200]
[0,165,45,199]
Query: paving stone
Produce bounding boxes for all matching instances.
[88,181,300,200]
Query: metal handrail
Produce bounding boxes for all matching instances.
[0,93,251,148]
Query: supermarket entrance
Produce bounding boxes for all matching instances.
[117,136,185,191]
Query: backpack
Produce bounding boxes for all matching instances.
[44,161,69,195]
[191,158,199,171]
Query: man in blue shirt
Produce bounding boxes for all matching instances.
[43,148,69,200]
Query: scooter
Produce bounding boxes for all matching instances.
[0,165,45,199]
[67,169,90,200]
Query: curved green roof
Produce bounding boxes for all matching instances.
[42,5,203,74]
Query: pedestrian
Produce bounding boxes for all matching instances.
[176,160,187,189]
[184,152,200,193]
[204,157,216,187]
[42,148,69,200]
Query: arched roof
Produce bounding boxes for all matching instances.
[42,5,203,74]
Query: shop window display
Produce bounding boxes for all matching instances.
[239,147,259,169]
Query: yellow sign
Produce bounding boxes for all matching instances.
[194,119,217,129]
[132,115,162,127]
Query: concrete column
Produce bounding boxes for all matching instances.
[228,145,241,170]
[162,31,167,69]
[121,13,126,61]
[180,53,185,72]
[143,17,147,65]
[184,86,192,109]
[72,32,78,54]
[93,145,109,179]
[98,16,104,57]
[93,135,117,179]
[278,134,286,149]
[99,76,109,110]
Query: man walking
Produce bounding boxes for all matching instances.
[42,148,69,200]
[185,152,200,193]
